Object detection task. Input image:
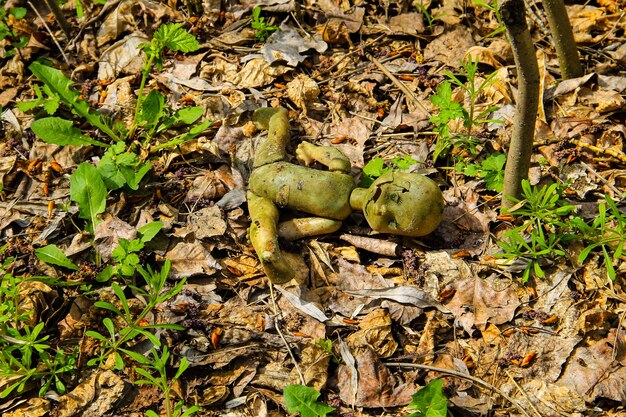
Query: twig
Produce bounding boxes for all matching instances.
[339,234,399,257]
[579,161,624,198]
[366,54,431,117]
[386,362,533,417]
[43,0,72,37]
[269,282,306,385]
[28,1,70,66]
[505,370,544,417]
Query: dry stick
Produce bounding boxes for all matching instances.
[366,54,431,117]
[268,282,306,385]
[505,371,544,417]
[28,1,70,66]
[43,0,71,38]
[542,0,583,79]
[500,0,540,210]
[385,362,533,417]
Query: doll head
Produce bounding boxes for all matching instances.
[362,171,444,237]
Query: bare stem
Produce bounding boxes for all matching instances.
[43,0,72,38]
[543,0,583,79]
[500,0,540,210]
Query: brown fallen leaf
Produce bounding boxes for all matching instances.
[337,346,417,407]
[56,370,128,417]
[347,308,398,358]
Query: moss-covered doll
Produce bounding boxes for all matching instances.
[248,108,444,283]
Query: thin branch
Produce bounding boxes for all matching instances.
[43,0,72,38]
[366,54,431,117]
[386,362,533,417]
[28,1,70,66]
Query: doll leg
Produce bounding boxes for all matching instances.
[252,108,290,168]
[296,142,351,173]
[247,191,295,284]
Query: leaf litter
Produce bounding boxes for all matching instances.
[0,0,625,416]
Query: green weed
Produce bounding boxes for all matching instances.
[456,152,506,192]
[251,6,278,42]
[0,5,28,60]
[283,384,335,417]
[496,181,576,282]
[430,57,502,162]
[472,0,505,39]
[360,155,418,187]
[405,379,448,417]
[0,249,77,397]
[86,260,185,369]
[96,221,164,282]
[125,346,199,417]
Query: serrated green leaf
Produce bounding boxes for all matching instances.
[34,244,79,270]
[31,117,107,147]
[362,158,386,178]
[154,23,199,53]
[283,384,335,417]
[405,379,448,417]
[481,153,506,171]
[483,170,504,192]
[70,163,107,229]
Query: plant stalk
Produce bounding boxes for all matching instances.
[43,0,72,37]
[500,0,540,210]
[542,0,583,79]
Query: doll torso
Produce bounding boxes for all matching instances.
[249,162,356,220]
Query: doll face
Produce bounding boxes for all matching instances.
[363,171,444,237]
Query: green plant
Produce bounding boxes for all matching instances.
[251,6,278,42]
[0,251,77,397]
[573,195,626,281]
[415,3,445,29]
[496,180,576,282]
[97,141,152,190]
[473,0,505,38]
[96,221,164,282]
[23,62,121,143]
[360,155,417,187]
[70,162,108,233]
[405,379,448,417]
[0,5,28,60]
[34,244,79,270]
[86,260,185,369]
[133,23,205,143]
[22,23,207,148]
[430,57,502,161]
[283,384,335,417]
[315,339,341,364]
[125,346,199,417]
[456,152,506,192]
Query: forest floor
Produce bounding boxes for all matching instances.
[1,0,626,416]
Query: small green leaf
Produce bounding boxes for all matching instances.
[34,244,79,270]
[31,117,107,147]
[283,384,335,417]
[9,7,27,19]
[70,163,107,229]
[405,379,448,417]
[140,90,165,127]
[138,221,164,243]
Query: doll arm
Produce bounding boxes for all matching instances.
[296,142,351,173]
[278,217,342,240]
[247,191,295,284]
